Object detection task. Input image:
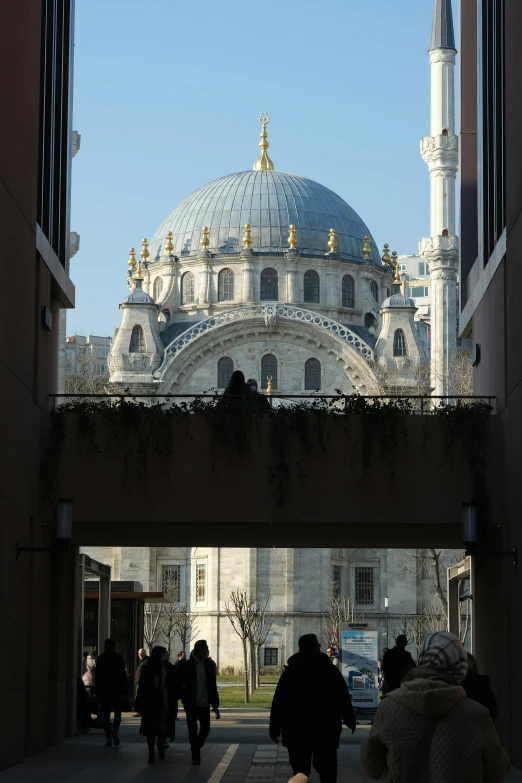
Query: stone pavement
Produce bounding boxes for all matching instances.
[0,710,520,782]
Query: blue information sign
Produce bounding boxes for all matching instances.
[341,629,379,711]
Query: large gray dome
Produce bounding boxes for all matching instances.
[149,170,380,264]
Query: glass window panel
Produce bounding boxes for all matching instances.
[304,270,320,303]
[217,357,233,388]
[218,268,234,301]
[354,566,374,605]
[129,325,145,353]
[181,272,195,304]
[305,358,321,390]
[261,354,277,389]
[261,267,278,300]
[393,329,408,357]
[161,564,181,602]
[342,275,355,308]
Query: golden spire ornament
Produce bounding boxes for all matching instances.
[200,226,210,250]
[242,224,252,248]
[381,243,391,266]
[362,235,371,259]
[164,231,174,255]
[127,247,137,273]
[328,228,338,253]
[288,224,297,249]
[266,375,273,396]
[253,113,275,171]
[140,238,150,264]
[134,255,144,281]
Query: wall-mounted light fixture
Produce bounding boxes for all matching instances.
[16,499,73,560]
[462,502,517,565]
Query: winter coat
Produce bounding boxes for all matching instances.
[134,656,149,688]
[462,672,498,722]
[360,666,510,783]
[82,654,97,687]
[269,651,356,748]
[381,646,416,693]
[178,656,219,710]
[136,660,178,739]
[94,650,127,697]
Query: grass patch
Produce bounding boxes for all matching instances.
[217,674,279,683]
[217,686,276,709]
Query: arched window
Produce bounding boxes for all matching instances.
[181,271,195,304]
[393,329,408,357]
[342,275,354,308]
[218,268,234,301]
[305,358,321,390]
[217,357,233,388]
[261,267,278,300]
[304,270,320,303]
[129,325,145,353]
[153,276,163,301]
[261,354,277,389]
[370,280,379,301]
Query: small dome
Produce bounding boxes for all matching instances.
[149,170,380,263]
[122,280,156,306]
[381,291,416,309]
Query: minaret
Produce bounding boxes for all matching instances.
[419,0,459,396]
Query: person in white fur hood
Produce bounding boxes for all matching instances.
[361,631,510,783]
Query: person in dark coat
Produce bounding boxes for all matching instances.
[135,646,178,765]
[246,378,271,411]
[462,652,498,721]
[133,648,149,717]
[223,370,252,396]
[381,635,415,694]
[269,633,356,783]
[95,637,127,746]
[178,639,219,764]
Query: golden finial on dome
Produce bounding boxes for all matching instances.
[288,224,297,249]
[362,235,371,259]
[328,228,338,254]
[164,231,174,255]
[381,243,391,266]
[140,238,150,263]
[253,113,275,171]
[243,224,252,248]
[127,247,137,273]
[200,226,210,250]
[134,255,144,281]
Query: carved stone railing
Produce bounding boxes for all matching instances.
[155,304,373,378]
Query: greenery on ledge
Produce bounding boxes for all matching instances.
[42,395,493,512]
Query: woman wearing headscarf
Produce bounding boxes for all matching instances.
[135,646,178,765]
[361,631,510,783]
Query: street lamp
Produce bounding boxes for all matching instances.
[384,596,389,644]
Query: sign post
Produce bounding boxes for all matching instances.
[340,623,379,715]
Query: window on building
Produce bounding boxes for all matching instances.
[342,275,354,308]
[400,264,407,272]
[304,270,320,303]
[182,272,195,304]
[418,262,429,276]
[264,648,279,666]
[364,313,377,330]
[393,329,408,357]
[261,354,277,389]
[153,276,163,300]
[195,563,206,602]
[370,280,379,301]
[129,325,145,353]
[261,267,278,300]
[354,566,374,604]
[304,358,321,390]
[218,268,234,301]
[409,286,429,298]
[332,565,342,597]
[217,357,233,388]
[161,564,181,602]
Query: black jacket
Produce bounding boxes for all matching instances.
[136,660,178,739]
[381,647,415,693]
[95,650,127,697]
[178,655,219,709]
[134,656,149,687]
[269,651,356,747]
[462,672,498,722]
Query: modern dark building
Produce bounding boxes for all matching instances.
[1,0,75,769]
[459,0,522,767]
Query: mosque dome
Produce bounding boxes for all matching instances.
[149,169,380,265]
[381,290,416,308]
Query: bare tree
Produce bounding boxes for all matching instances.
[224,589,257,703]
[65,339,109,394]
[159,603,178,656]
[249,595,276,692]
[398,548,462,622]
[143,603,164,653]
[173,605,199,652]
[321,584,364,649]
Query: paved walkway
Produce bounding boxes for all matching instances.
[1,711,521,782]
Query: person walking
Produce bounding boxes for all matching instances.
[178,639,219,765]
[95,638,127,747]
[326,646,340,668]
[462,652,498,722]
[361,631,510,783]
[133,648,149,717]
[381,635,415,694]
[175,651,186,665]
[270,633,356,783]
[136,646,178,765]
[223,370,253,396]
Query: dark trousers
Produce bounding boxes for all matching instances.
[185,706,211,758]
[288,744,338,783]
[102,693,122,738]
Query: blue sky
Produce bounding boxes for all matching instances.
[69,0,456,337]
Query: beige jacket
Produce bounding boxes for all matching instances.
[361,667,510,783]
